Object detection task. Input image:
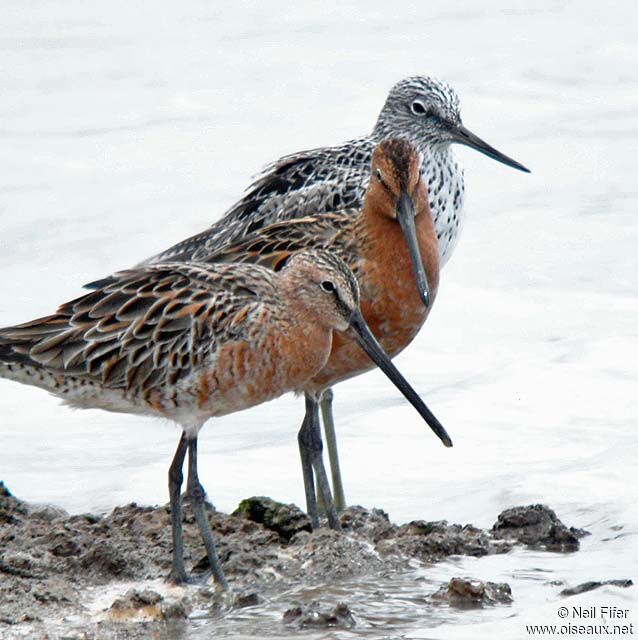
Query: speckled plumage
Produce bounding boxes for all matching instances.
[2,249,401,586]
[200,138,439,394]
[143,76,466,268]
[179,137,446,522]
[0,246,450,586]
[0,251,361,432]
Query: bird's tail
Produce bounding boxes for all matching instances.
[0,314,77,393]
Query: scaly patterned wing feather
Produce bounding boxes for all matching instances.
[84,210,357,291]
[141,139,373,265]
[0,263,275,392]
[199,211,356,272]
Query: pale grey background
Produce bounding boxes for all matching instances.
[0,1,636,637]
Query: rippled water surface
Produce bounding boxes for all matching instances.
[1,1,637,637]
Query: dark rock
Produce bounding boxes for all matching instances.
[0,611,42,626]
[340,505,396,543]
[109,588,191,622]
[72,512,101,525]
[385,519,508,561]
[291,528,387,580]
[431,577,513,607]
[160,598,192,619]
[0,482,27,525]
[194,525,280,577]
[0,553,47,580]
[289,530,312,545]
[283,602,355,629]
[560,579,633,596]
[26,503,68,522]
[233,496,312,541]
[234,591,260,608]
[79,542,137,578]
[492,505,588,551]
[32,587,70,604]
[50,534,81,558]
[110,588,163,610]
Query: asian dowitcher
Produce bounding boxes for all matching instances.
[0,249,451,588]
[191,138,447,527]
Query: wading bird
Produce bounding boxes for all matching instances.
[204,138,448,527]
[0,250,451,587]
[87,76,529,513]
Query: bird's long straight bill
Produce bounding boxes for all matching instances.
[348,310,453,447]
[453,124,530,173]
[396,190,430,308]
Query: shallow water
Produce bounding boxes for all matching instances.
[1,0,637,637]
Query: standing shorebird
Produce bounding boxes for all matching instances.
[141,76,529,269]
[187,138,446,528]
[0,250,451,587]
[87,75,529,512]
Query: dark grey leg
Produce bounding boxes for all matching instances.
[298,393,341,530]
[186,437,228,590]
[298,405,319,529]
[319,388,347,513]
[168,432,189,584]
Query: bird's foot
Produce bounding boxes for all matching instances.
[167,567,191,585]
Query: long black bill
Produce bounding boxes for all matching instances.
[396,191,430,308]
[452,124,530,173]
[348,310,453,448]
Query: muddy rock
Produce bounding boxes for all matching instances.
[194,512,282,581]
[234,591,261,608]
[340,505,396,542]
[0,550,49,580]
[161,597,193,620]
[80,542,142,578]
[109,588,192,621]
[112,588,164,608]
[492,504,588,551]
[110,588,163,616]
[560,579,633,596]
[233,496,312,541]
[431,577,513,607]
[292,527,390,580]
[1,481,68,526]
[283,602,355,629]
[381,519,510,562]
[0,481,28,525]
[0,484,589,639]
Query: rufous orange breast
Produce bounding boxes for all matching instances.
[307,189,439,393]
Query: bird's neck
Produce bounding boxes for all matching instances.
[370,128,456,173]
[355,186,440,301]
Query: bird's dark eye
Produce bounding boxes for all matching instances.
[411,100,427,115]
[375,168,383,181]
[320,280,336,293]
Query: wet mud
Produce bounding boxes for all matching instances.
[0,481,596,638]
